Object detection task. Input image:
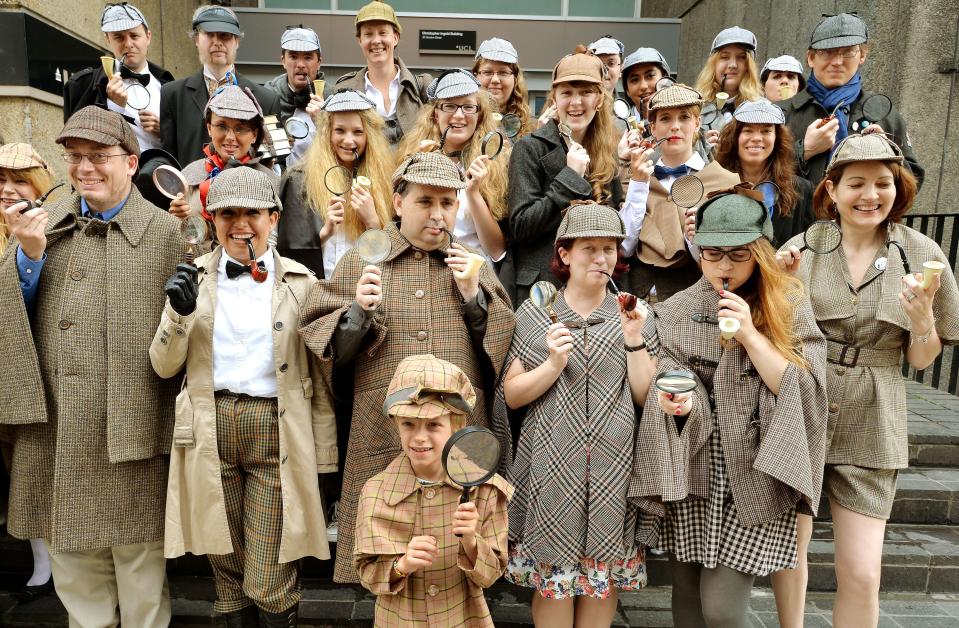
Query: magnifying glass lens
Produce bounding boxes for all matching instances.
[153,165,188,200]
[804,221,842,254]
[481,131,504,160]
[670,175,705,209]
[285,119,310,140]
[324,166,352,196]
[126,84,150,111]
[501,114,522,138]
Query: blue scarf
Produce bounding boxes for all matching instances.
[806,72,862,151]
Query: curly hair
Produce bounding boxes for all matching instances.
[715,120,799,217]
[812,160,917,224]
[296,109,395,241]
[471,58,534,139]
[694,48,763,107]
[394,89,510,221]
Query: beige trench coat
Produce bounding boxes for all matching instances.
[150,247,337,563]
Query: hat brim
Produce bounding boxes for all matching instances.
[102,19,145,33]
[735,112,785,125]
[552,73,603,86]
[401,174,467,190]
[811,34,867,50]
[477,51,517,64]
[826,154,903,173]
[206,197,278,212]
[556,230,625,243]
[282,40,321,52]
[56,128,123,149]
[196,21,241,36]
[693,232,764,247]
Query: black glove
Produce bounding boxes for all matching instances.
[165,263,199,316]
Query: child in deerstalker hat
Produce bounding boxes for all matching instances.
[355,354,512,628]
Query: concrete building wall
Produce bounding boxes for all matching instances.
[642,0,959,215]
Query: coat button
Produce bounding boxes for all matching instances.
[279,363,288,372]
[417,331,428,341]
[274,321,284,331]
[58,320,71,330]
[427,584,439,597]
[414,289,424,299]
[70,270,82,281]
[414,251,423,260]
[851,296,859,305]
[424,488,436,500]
[835,367,846,376]
[175,327,184,336]
[829,403,839,413]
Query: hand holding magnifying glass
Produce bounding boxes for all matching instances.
[654,370,696,417]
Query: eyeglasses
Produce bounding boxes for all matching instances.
[700,247,753,262]
[437,103,479,115]
[477,70,514,80]
[211,122,256,138]
[813,46,862,60]
[61,152,130,165]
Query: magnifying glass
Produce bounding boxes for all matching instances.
[529,280,559,323]
[670,174,705,209]
[557,122,574,145]
[613,98,642,132]
[654,369,697,395]
[856,94,893,131]
[324,165,353,197]
[656,77,675,91]
[101,56,150,111]
[500,113,522,139]
[354,228,391,265]
[480,130,505,160]
[755,180,781,214]
[152,165,189,200]
[798,220,842,254]
[442,426,501,537]
[285,118,311,140]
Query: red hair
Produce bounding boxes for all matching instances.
[549,237,628,282]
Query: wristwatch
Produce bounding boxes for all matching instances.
[392,558,406,579]
[625,340,646,352]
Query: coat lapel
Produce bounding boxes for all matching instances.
[186,72,209,118]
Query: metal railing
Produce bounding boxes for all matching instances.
[900,213,959,395]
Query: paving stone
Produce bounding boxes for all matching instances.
[622,608,673,627]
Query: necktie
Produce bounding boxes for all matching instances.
[653,164,691,180]
[119,65,150,87]
[225,260,266,279]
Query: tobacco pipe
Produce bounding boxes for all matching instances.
[817,99,848,128]
[640,136,670,151]
[246,239,269,283]
[17,182,65,213]
[598,270,638,312]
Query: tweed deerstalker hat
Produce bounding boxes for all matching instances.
[826,133,904,173]
[427,69,481,101]
[323,89,376,112]
[384,354,476,419]
[733,99,785,124]
[555,202,625,243]
[57,106,140,156]
[711,26,757,52]
[622,47,671,77]
[552,53,605,85]
[475,38,518,64]
[589,36,625,57]
[694,190,773,247]
[355,0,402,34]
[392,151,466,190]
[101,3,148,33]
[281,26,321,53]
[206,85,263,120]
[0,143,48,170]
[206,167,282,213]
[810,13,868,50]
[761,55,806,89]
[192,5,241,37]
[647,84,705,113]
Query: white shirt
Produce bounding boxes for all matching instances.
[364,67,401,119]
[213,249,278,398]
[286,106,316,169]
[322,227,352,280]
[453,187,505,264]
[106,62,161,153]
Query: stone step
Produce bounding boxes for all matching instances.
[907,381,959,468]
[889,466,959,524]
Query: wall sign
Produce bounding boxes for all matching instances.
[419,30,477,55]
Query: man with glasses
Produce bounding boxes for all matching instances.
[63,3,175,153]
[781,13,923,187]
[0,106,182,627]
[266,26,326,168]
[160,4,281,166]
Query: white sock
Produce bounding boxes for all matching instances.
[26,538,51,587]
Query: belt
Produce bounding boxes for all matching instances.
[826,340,902,368]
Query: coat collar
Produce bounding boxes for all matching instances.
[196,246,311,283]
[381,220,453,263]
[529,119,563,148]
[382,453,511,506]
[46,188,155,247]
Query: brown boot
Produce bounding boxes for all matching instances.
[257,604,298,628]
[222,605,259,628]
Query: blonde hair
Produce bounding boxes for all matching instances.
[395,90,510,220]
[0,165,55,252]
[298,109,394,241]
[695,49,763,106]
[470,58,534,139]
[744,238,808,369]
[550,81,618,203]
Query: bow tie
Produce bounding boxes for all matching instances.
[292,88,312,110]
[119,65,151,87]
[653,164,692,180]
[225,260,266,280]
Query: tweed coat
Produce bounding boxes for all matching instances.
[782,223,959,468]
[0,188,183,553]
[150,247,337,563]
[333,58,432,146]
[160,70,282,166]
[779,87,924,188]
[299,222,515,581]
[502,120,624,307]
[355,453,513,627]
[629,277,829,540]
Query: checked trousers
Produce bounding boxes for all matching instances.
[210,392,301,614]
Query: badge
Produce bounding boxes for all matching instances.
[852,121,860,131]
[875,256,887,271]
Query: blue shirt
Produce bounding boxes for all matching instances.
[17,195,129,316]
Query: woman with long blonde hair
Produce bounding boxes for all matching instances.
[396,69,510,263]
[630,190,828,628]
[277,89,393,278]
[504,49,621,306]
[695,27,763,135]
[471,38,534,139]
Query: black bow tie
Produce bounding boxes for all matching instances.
[292,88,312,110]
[225,260,266,280]
[119,65,150,87]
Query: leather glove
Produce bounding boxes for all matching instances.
[165,263,199,316]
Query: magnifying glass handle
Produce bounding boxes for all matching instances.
[453,487,471,538]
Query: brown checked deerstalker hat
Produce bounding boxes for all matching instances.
[384,354,476,419]
[57,106,140,156]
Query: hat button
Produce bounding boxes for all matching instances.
[417,331,428,341]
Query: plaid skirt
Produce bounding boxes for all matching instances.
[657,414,797,577]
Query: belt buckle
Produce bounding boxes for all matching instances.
[837,344,860,367]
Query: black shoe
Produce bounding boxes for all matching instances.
[258,604,297,628]
[222,605,259,628]
[13,578,54,604]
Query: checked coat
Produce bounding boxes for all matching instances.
[498,292,640,565]
[299,222,515,582]
[0,189,183,553]
[629,277,829,542]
